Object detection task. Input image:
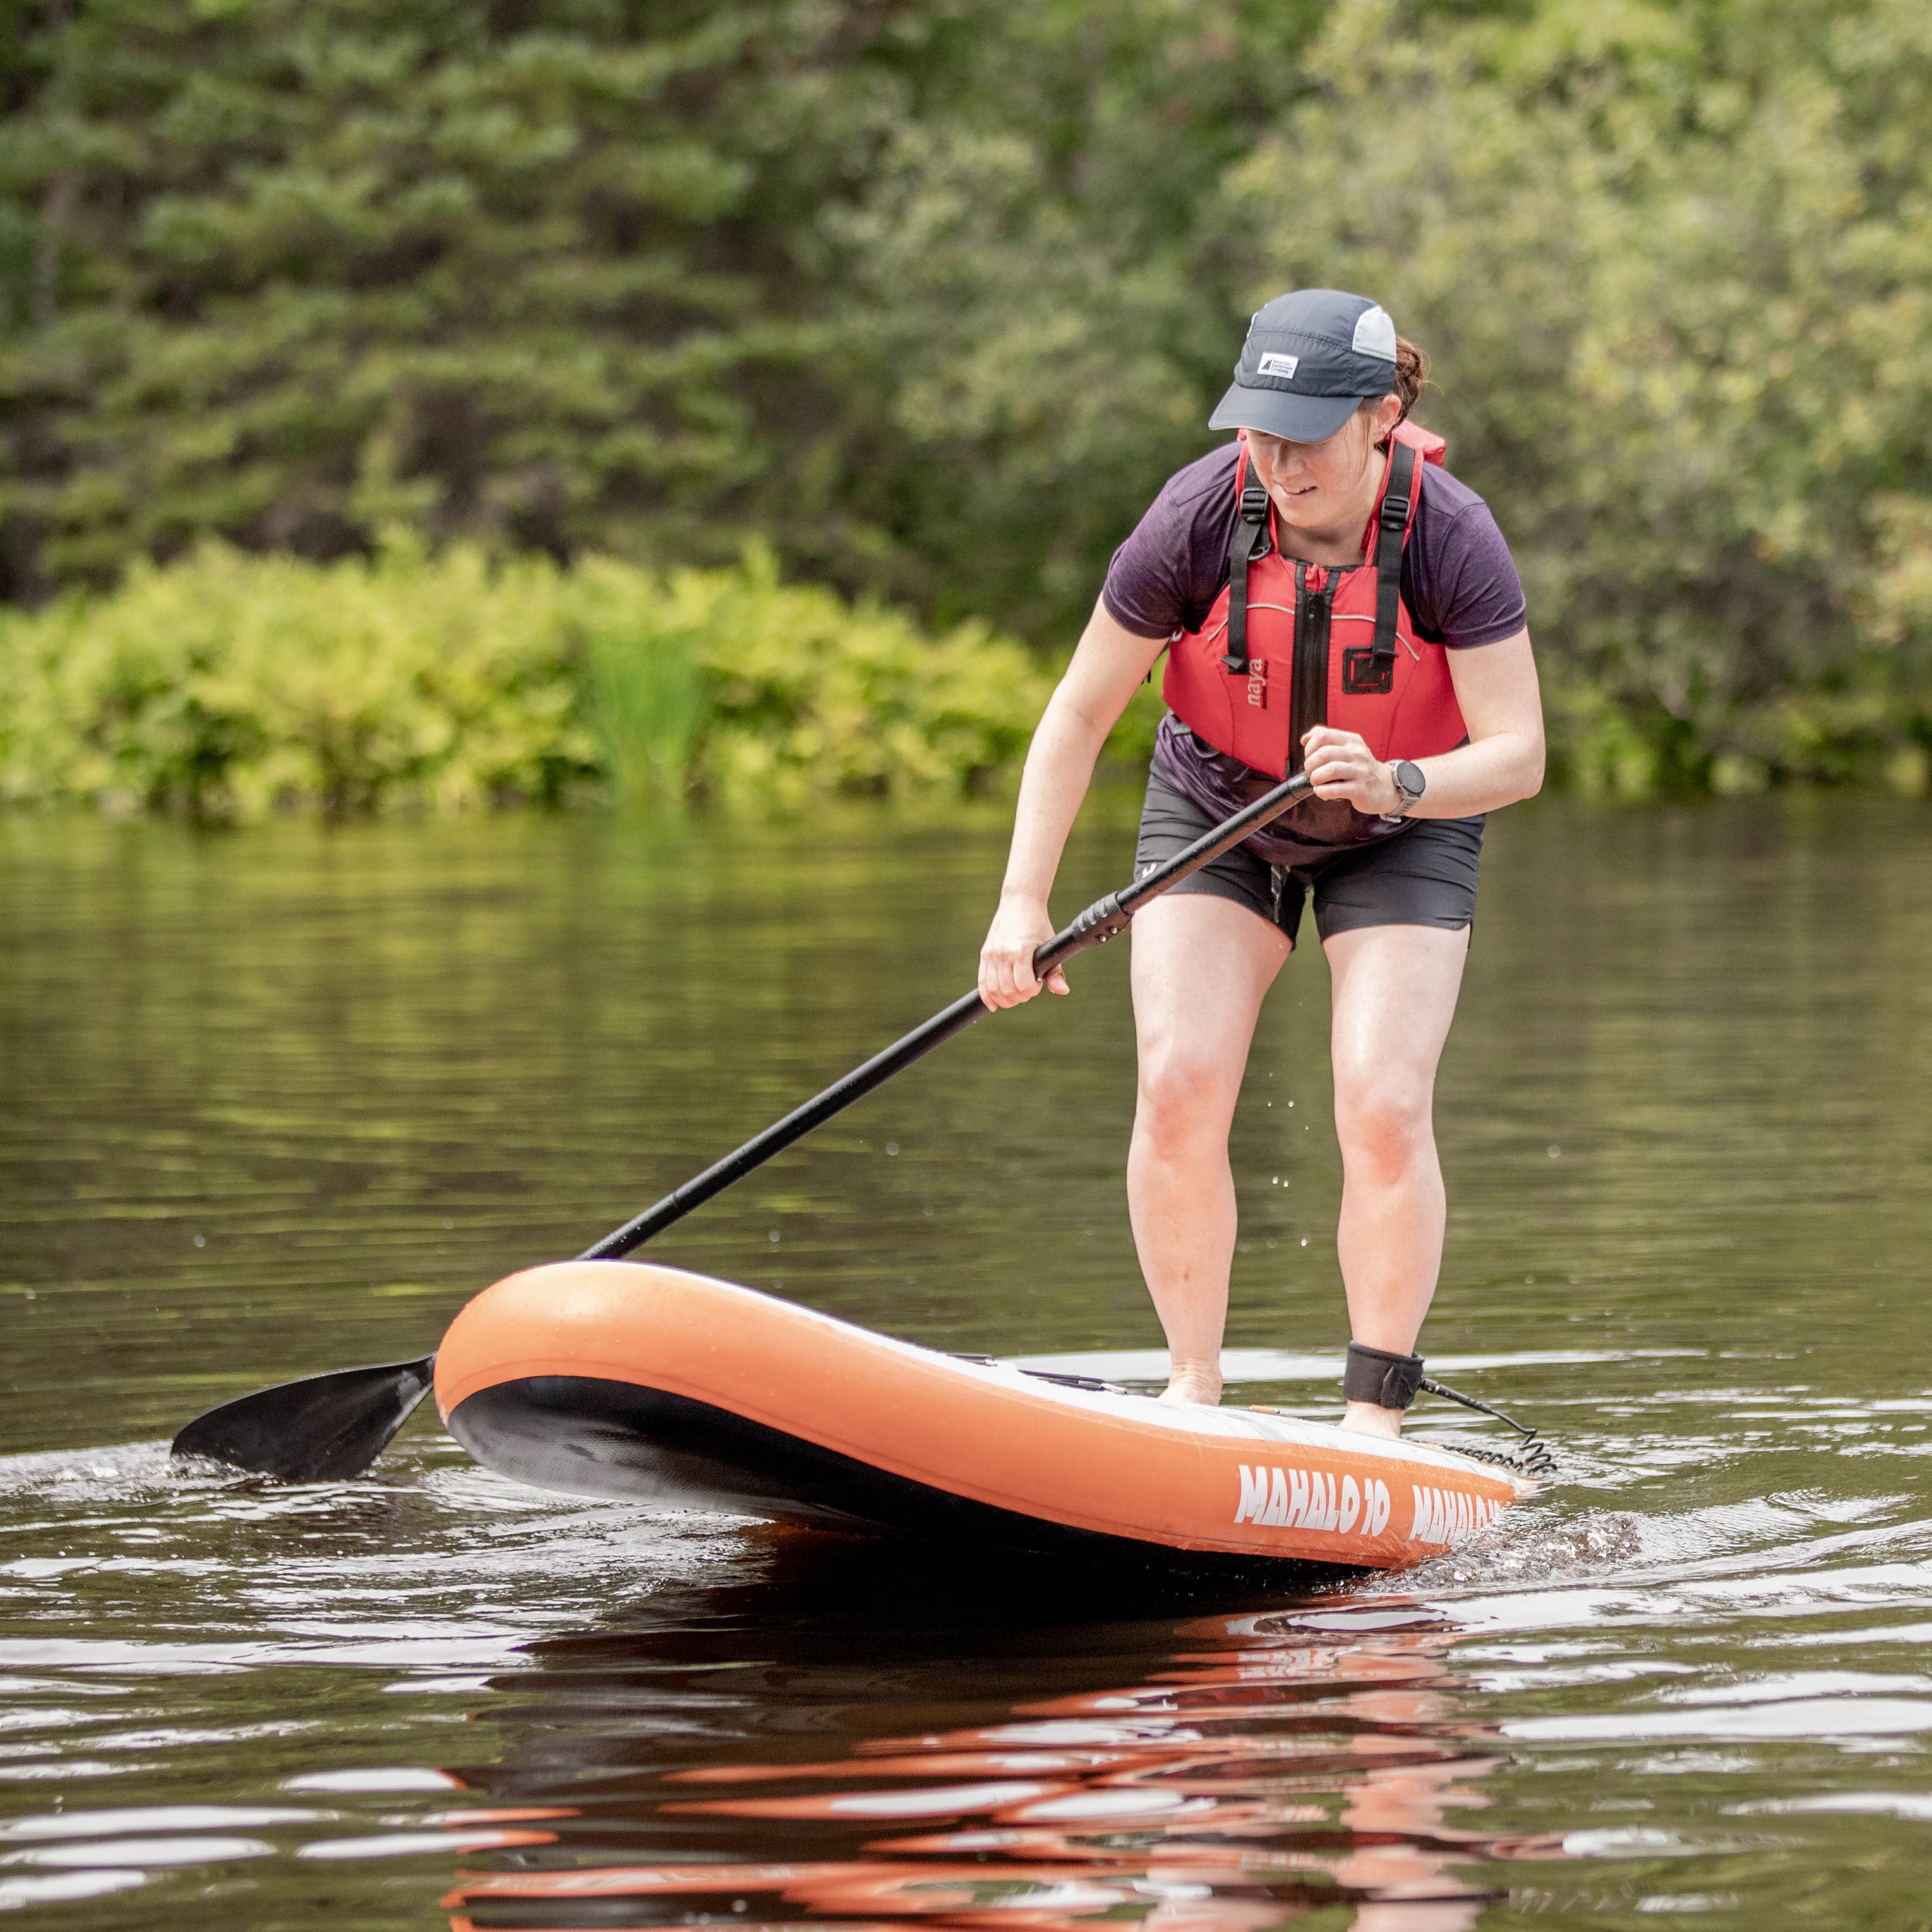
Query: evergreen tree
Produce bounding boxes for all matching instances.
[0,0,920,599]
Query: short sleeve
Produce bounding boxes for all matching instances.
[1102,445,1241,639]
[1406,478,1528,648]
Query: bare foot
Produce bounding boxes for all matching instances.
[1159,1364,1223,1406]
[1340,1399,1404,1439]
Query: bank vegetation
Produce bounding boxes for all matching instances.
[0,542,1081,815]
[4,0,1930,805]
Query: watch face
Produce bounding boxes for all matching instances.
[1396,760,1425,799]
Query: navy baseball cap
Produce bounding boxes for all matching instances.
[1208,289,1399,443]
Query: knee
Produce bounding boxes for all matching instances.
[1135,1046,1238,1155]
[1334,1075,1432,1181]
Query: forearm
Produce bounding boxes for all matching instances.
[981,601,1169,1007]
[1403,729,1544,820]
[998,689,1114,907]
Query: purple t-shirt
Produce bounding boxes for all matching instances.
[1103,440,1527,865]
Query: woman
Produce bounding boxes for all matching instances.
[978,288,1544,1438]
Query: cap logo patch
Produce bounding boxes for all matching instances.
[1351,306,1397,361]
[1257,352,1300,381]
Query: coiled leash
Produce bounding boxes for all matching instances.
[1346,1342,1557,1479]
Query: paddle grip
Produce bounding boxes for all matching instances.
[1031,892,1130,978]
[1031,769,1313,978]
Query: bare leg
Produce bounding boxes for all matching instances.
[1128,893,1292,1405]
[1323,922,1470,1437]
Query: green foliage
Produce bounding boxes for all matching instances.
[630,544,1052,809]
[1202,0,1932,790]
[584,603,708,811]
[0,542,1053,816]
[821,0,1932,790]
[6,0,1932,792]
[821,0,1334,637]
[0,0,909,592]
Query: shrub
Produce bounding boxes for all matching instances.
[0,541,1056,818]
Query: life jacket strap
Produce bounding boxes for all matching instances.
[1343,1340,1424,1410]
[1370,439,1418,670]
[1222,466,1273,676]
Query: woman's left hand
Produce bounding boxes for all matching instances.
[1301,726,1400,815]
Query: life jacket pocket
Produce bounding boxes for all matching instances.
[1342,646,1393,695]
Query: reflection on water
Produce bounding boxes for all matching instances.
[441,1547,1544,1932]
[8,795,1932,1926]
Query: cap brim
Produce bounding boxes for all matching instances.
[1207,383,1363,444]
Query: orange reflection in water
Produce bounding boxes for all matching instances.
[443,1606,1564,1932]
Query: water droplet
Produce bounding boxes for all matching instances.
[193,1235,205,1248]
[768,1231,780,1243]
[1548,1145,1561,1157]
[886,1142,899,1156]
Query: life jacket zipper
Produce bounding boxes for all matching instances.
[1288,563,1331,776]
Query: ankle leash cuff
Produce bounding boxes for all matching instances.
[1343,1341,1425,1410]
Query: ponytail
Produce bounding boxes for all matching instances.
[1357,334,1430,449]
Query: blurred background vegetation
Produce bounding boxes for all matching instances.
[2,0,1928,812]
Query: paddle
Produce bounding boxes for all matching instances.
[171,769,1315,1481]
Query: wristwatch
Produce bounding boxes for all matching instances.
[1385,760,1426,819]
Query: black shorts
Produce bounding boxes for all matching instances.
[1133,768,1483,948]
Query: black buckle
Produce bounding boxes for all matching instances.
[1379,490,1411,530]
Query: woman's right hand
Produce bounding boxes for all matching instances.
[978,893,1069,1008]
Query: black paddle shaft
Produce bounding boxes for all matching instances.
[581,769,1313,1262]
[170,767,1315,1481]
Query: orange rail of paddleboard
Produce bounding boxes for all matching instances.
[434,1262,1526,1567]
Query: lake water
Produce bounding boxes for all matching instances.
[5,793,1932,1928]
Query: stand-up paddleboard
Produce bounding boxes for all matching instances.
[434,1262,1534,1568]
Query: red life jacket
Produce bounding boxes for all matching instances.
[1161,421,1466,784]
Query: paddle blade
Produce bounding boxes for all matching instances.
[170,1355,437,1481]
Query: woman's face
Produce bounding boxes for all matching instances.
[1242,395,1403,533]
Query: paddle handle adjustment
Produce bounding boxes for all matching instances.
[1034,891,1130,977]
